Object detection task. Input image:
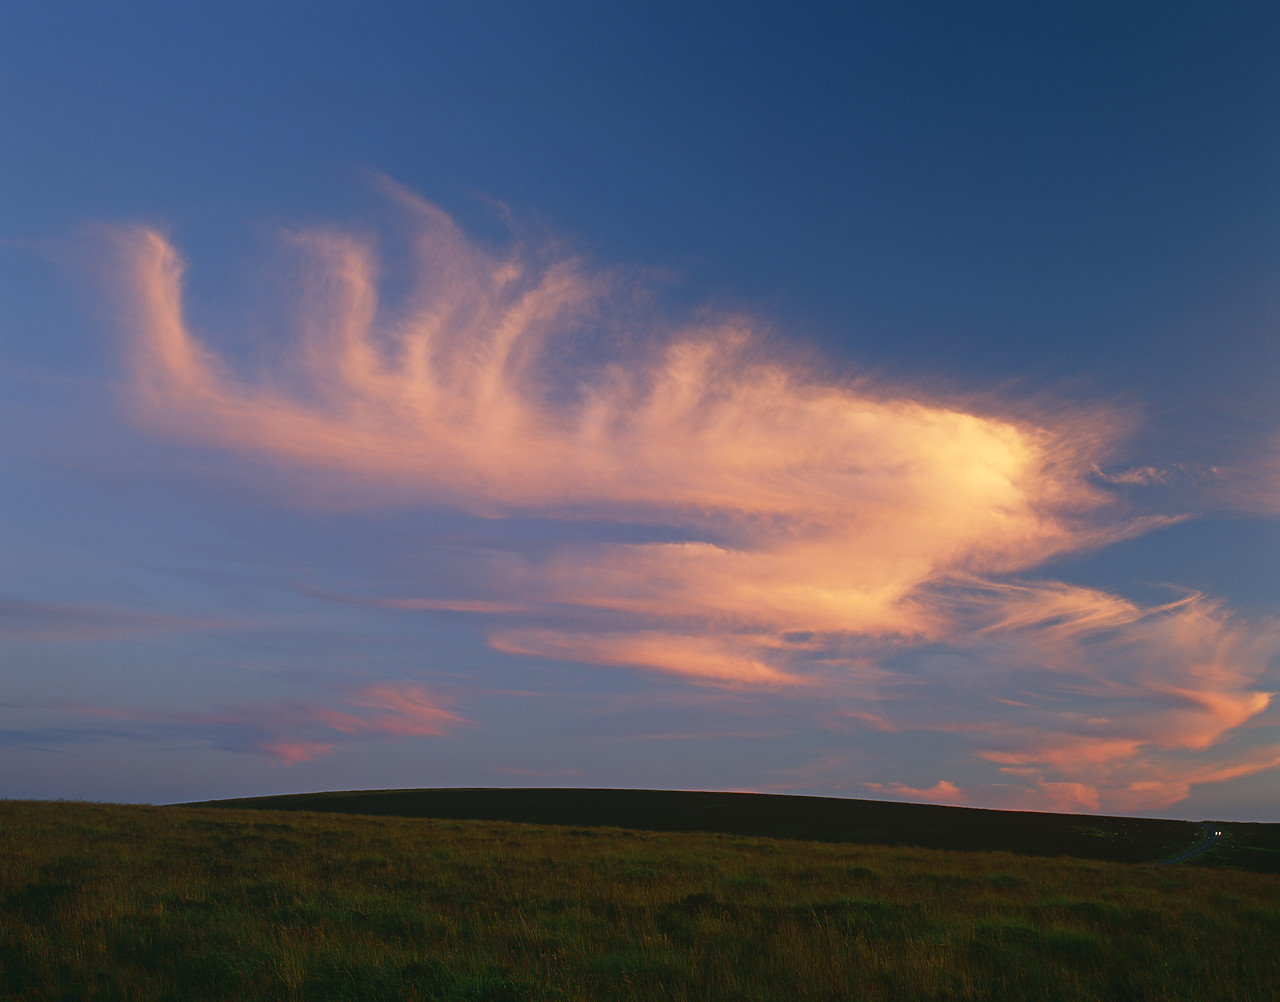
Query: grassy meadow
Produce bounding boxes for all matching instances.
[3,799,1279,1001]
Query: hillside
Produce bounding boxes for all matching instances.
[187,787,1266,869]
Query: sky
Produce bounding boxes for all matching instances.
[2,2,1278,819]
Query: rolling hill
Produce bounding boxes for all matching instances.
[186,787,1277,870]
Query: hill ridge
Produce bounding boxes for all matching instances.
[186,786,1241,866]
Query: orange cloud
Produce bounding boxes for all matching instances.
[112,198,1141,529]
[863,779,967,806]
[1006,743,1280,815]
[490,628,802,686]
[935,590,1279,812]
[104,187,1278,809]
[305,683,461,740]
[108,193,1148,680]
[1026,781,1103,814]
[257,741,334,765]
[58,680,462,764]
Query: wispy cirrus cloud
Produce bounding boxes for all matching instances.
[107,187,1152,677]
[111,184,1137,540]
[99,182,1278,811]
[51,681,462,764]
[863,779,968,807]
[874,586,1278,812]
[1204,445,1280,517]
[1091,453,1280,517]
[0,595,224,643]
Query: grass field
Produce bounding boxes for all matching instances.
[3,798,1279,1001]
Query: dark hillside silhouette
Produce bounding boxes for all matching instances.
[187,787,1258,867]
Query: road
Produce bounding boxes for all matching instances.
[1157,821,1221,866]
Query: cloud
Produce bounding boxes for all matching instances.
[1201,444,1280,516]
[863,779,967,806]
[1092,465,1167,486]
[101,184,1279,810]
[490,628,802,686]
[884,587,1279,812]
[51,681,462,764]
[296,586,531,616]
[0,596,222,642]
[254,741,335,765]
[108,192,1146,672]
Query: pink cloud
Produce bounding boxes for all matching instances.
[58,680,462,765]
[257,741,334,765]
[99,186,1279,809]
[863,779,968,806]
[916,590,1279,811]
[490,628,804,686]
[107,193,1153,686]
[302,683,461,740]
[1007,744,1280,815]
[1025,781,1103,814]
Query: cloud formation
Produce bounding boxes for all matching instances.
[64,681,461,764]
[103,186,1278,811]
[0,596,220,643]
[863,779,968,807]
[110,191,1148,669]
[904,585,1279,812]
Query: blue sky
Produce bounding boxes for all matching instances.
[2,2,1278,818]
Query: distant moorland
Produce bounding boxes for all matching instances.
[4,793,1279,1000]
[189,787,1280,873]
